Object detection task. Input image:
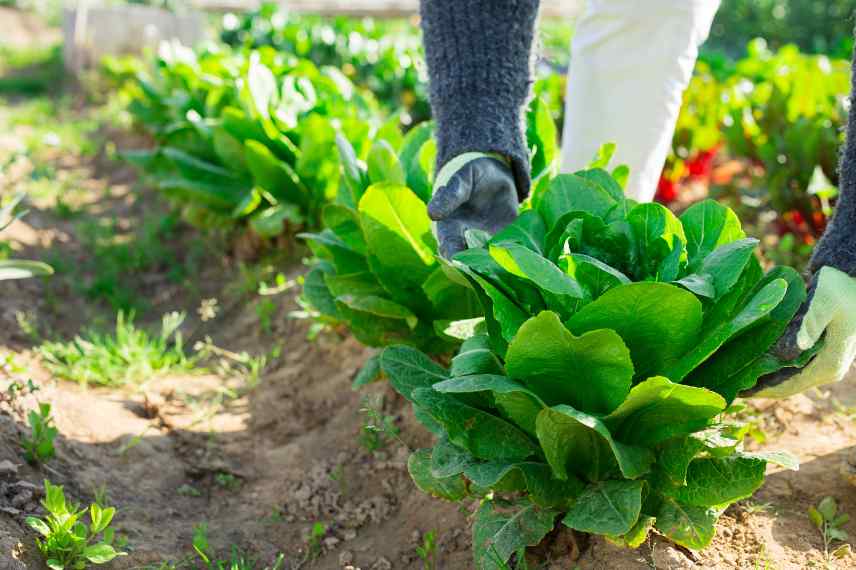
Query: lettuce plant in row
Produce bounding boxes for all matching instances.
[298,98,560,371]
[381,168,815,568]
[299,124,482,362]
[123,42,382,235]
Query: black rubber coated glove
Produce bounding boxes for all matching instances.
[428,153,519,259]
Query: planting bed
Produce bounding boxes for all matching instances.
[1,96,856,569]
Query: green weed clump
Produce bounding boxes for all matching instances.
[39,312,195,386]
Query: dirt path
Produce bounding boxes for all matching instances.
[2,79,856,570]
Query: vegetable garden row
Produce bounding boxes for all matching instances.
[101,6,853,568]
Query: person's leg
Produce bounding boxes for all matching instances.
[560,0,721,202]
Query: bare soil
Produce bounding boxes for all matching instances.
[2,49,856,570]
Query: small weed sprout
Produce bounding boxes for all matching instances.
[192,523,284,570]
[27,480,126,569]
[21,402,58,464]
[809,496,852,567]
[415,530,437,570]
[214,472,241,492]
[255,298,278,334]
[194,337,267,388]
[358,394,402,453]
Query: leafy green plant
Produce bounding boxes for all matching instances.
[809,497,852,568]
[26,480,126,569]
[299,125,481,356]
[123,42,380,235]
[220,4,430,124]
[21,402,58,464]
[0,193,53,281]
[381,166,812,567]
[39,312,195,386]
[300,97,558,360]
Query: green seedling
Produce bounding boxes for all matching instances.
[214,473,241,491]
[26,480,126,569]
[192,523,284,570]
[358,394,401,453]
[809,497,852,568]
[177,484,202,498]
[21,402,58,464]
[255,298,277,334]
[415,530,437,570]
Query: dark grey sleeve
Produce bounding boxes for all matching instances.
[420,0,540,199]
[811,40,856,276]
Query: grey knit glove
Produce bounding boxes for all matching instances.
[428,153,519,259]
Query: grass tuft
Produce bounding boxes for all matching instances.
[39,311,197,386]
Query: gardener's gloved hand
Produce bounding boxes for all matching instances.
[749,266,856,398]
[429,153,519,259]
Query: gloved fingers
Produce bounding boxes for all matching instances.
[796,266,849,350]
[746,366,802,398]
[436,219,468,260]
[428,175,472,221]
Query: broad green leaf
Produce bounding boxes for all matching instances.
[249,203,302,238]
[587,143,617,170]
[26,517,50,537]
[667,456,766,507]
[489,210,547,254]
[0,260,54,281]
[604,376,726,446]
[559,253,630,301]
[693,238,760,299]
[489,242,583,317]
[422,266,480,321]
[380,345,448,401]
[664,278,789,382]
[526,97,558,180]
[464,461,584,508]
[740,450,799,471]
[658,436,707,486]
[408,449,468,501]
[212,127,249,174]
[472,500,557,570]
[324,270,384,298]
[247,58,277,121]
[655,497,717,549]
[413,387,538,461]
[566,283,702,380]
[399,122,434,202]
[431,437,476,478]
[433,374,545,435]
[577,168,626,203]
[336,133,367,201]
[627,202,687,280]
[336,295,419,329]
[367,139,406,186]
[685,267,807,401]
[563,480,643,536]
[359,183,437,306]
[538,174,618,230]
[536,405,654,481]
[352,353,382,388]
[245,140,309,209]
[506,311,633,414]
[84,543,122,563]
[449,334,504,377]
[452,260,529,345]
[322,204,366,254]
[608,515,656,548]
[680,200,745,272]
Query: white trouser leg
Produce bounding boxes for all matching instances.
[560,0,721,202]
